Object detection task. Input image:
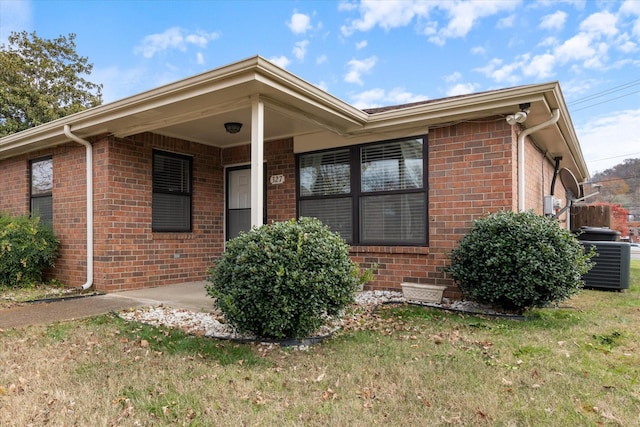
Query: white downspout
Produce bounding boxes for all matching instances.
[518,109,560,212]
[63,124,93,290]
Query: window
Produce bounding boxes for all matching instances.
[30,157,53,224]
[297,137,427,245]
[152,150,192,232]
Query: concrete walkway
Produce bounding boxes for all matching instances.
[0,281,213,330]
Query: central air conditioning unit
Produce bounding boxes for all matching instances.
[580,241,631,291]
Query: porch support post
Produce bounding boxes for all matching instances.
[251,95,265,228]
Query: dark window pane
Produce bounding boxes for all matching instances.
[152,151,192,231]
[153,153,191,193]
[361,139,423,192]
[299,198,353,242]
[31,158,53,195]
[30,157,53,225]
[31,197,53,224]
[299,149,351,196]
[152,193,191,231]
[360,193,425,244]
[227,208,251,240]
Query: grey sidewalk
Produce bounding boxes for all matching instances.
[0,281,213,330]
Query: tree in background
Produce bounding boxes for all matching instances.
[0,31,102,137]
[591,202,630,238]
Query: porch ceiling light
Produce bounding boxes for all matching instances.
[224,122,243,134]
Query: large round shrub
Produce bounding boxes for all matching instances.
[0,214,59,287]
[447,210,593,313]
[206,218,367,339]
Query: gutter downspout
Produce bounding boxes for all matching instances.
[518,109,560,212]
[63,125,93,290]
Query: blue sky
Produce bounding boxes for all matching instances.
[1,0,639,175]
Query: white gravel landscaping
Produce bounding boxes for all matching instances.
[117,290,515,343]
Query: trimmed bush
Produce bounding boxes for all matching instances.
[447,210,593,313]
[206,217,369,339]
[0,214,60,287]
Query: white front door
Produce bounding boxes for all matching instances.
[226,166,266,240]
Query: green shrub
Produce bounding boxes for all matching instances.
[206,217,370,339]
[447,210,593,313]
[0,214,60,287]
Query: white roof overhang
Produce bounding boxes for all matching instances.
[0,56,587,181]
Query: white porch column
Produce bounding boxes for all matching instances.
[251,95,265,228]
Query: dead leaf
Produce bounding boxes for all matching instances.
[501,378,513,386]
[252,391,266,405]
[322,388,336,401]
[139,339,149,348]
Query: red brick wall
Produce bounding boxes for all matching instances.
[89,133,225,291]
[0,143,90,286]
[349,118,516,297]
[0,154,30,215]
[1,122,562,296]
[520,133,568,227]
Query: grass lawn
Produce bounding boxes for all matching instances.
[1,261,639,426]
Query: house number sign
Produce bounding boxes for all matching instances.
[270,174,285,185]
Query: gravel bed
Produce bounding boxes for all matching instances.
[117,291,515,343]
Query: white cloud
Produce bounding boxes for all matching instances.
[292,40,309,61]
[344,56,377,85]
[471,45,486,55]
[315,80,329,91]
[554,32,597,64]
[288,12,312,34]
[269,56,291,69]
[475,58,521,85]
[620,0,640,37]
[524,53,556,79]
[349,86,428,109]
[428,1,519,45]
[539,11,567,31]
[135,27,219,58]
[0,0,32,43]
[575,108,640,173]
[444,71,462,83]
[355,40,368,49]
[446,83,478,97]
[316,54,328,64]
[497,14,515,29]
[340,1,424,36]
[196,52,204,65]
[580,11,618,37]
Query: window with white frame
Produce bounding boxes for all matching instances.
[30,157,53,225]
[297,136,427,245]
[152,150,192,232]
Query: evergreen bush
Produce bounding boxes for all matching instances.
[447,210,593,313]
[206,218,370,339]
[0,214,60,287]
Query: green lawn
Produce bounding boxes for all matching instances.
[1,261,639,426]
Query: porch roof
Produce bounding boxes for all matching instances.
[0,55,588,181]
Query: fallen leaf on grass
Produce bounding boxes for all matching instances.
[322,388,336,401]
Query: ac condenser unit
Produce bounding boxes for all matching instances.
[580,242,630,291]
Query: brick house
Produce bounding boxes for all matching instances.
[0,56,589,297]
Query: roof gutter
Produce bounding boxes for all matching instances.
[63,125,93,290]
[518,109,560,212]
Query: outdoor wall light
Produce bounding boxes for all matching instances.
[506,103,531,125]
[224,122,243,134]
